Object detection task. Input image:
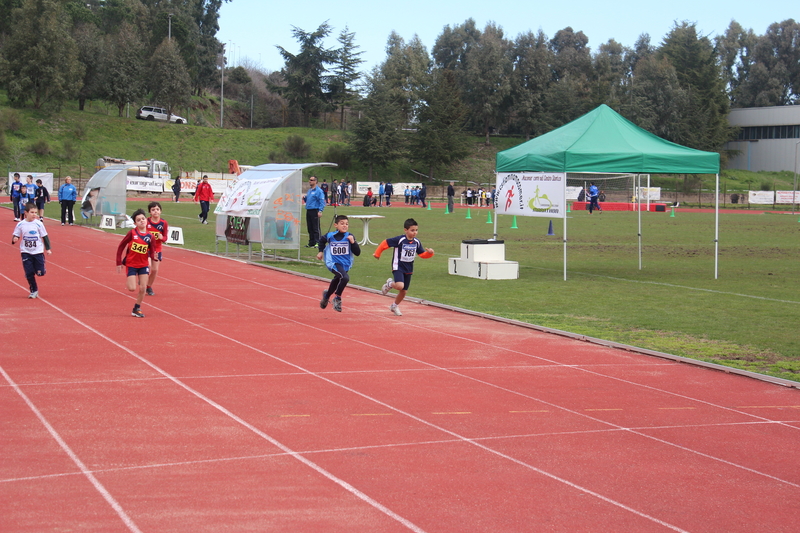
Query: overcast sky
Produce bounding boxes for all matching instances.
[216,0,794,74]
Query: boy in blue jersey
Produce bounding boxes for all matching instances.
[374,218,434,316]
[317,215,361,312]
[11,203,52,298]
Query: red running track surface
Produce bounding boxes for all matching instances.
[1,213,799,532]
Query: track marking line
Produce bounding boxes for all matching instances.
[0,273,428,533]
[0,365,143,533]
[14,271,691,533]
[279,414,311,418]
[585,408,624,412]
[431,412,471,415]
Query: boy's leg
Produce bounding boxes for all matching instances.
[147,254,161,294]
[135,273,148,306]
[21,254,38,294]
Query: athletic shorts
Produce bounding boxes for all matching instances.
[22,253,46,278]
[153,251,162,262]
[391,271,412,291]
[127,266,150,277]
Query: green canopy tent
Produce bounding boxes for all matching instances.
[495,104,722,279]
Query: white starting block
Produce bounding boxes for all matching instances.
[167,226,184,245]
[100,215,116,229]
[448,239,519,280]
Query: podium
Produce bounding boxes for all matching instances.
[448,239,519,280]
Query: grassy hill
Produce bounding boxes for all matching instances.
[0,92,795,196]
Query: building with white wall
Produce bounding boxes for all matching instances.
[725,106,800,172]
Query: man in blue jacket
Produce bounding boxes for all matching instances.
[58,176,78,225]
[10,172,23,220]
[305,176,325,248]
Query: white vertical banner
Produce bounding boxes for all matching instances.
[495,172,567,218]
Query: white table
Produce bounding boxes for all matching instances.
[345,214,385,245]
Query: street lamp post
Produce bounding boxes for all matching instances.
[220,44,225,128]
[168,13,172,41]
[793,141,800,215]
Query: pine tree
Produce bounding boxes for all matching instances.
[149,38,192,118]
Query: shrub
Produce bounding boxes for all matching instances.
[63,139,81,161]
[283,134,310,158]
[30,139,51,155]
[269,150,288,163]
[759,180,772,191]
[0,108,22,132]
[72,123,87,140]
[322,144,352,170]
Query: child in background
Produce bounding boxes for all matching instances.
[317,215,361,312]
[12,202,52,299]
[10,173,23,221]
[374,218,434,316]
[17,185,29,216]
[116,209,154,318]
[145,201,168,296]
[34,179,50,221]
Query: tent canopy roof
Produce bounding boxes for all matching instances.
[496,105,720,174]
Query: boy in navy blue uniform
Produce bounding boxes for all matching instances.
[374,218,434,316]
[317,215,361,312]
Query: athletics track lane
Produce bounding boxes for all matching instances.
[1,215,799,532]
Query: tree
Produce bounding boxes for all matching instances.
[73,22,106,111]
[715,21,758,107]
[411,69,471,180]
[461,23,513,144]
[103,22,146,117]
[348,71,406,178]
[626,56,692,143]
[592,39,631,109]
[509,30,552,138]
[3,0,84,109]
[275,22,337,127]
[736,19,800,106]
[658,22,733,152]
[149,38,192,118]
[329,26,364,129]
[380,31,431,126]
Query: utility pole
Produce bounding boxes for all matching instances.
[219,45,225,128]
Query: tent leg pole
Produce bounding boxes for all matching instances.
[715,173,719,279]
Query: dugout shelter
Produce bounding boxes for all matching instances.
[80,166,128,223]
[213,162,337,258]
[495,104,721,278]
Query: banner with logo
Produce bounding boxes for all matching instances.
[495,172,566,217]
[748,191,774,204]
[215,177,283,217]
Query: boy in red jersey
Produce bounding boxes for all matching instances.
[116,209,154,318]
[374,218,434,316]
[145,201,168,296]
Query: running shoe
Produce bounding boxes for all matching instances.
[390,303,402,316]
[146,287,155,296]
[333,297,342,312]
[202,220,208,224]
[320,290,329,309]
[28,291,38,299]
[381,277,393,295]
[132,307,145,318]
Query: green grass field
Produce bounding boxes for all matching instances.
[51,198,798,383]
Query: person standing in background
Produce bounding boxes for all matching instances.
[385,181,393,206]
[10,173,23,221]
[34,179,50,220]
[447,181,455,213]
[305,176,325,248]
[194,175,214,224]
[171,175,182,202]
[58,176,77,226]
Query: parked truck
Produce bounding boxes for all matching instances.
[95,157,171,192]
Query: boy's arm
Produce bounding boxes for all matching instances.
[42,235,51,251]
[373,239,389,259]
[419,249,434,259]
[115,233,132,266]
[351,240,361,256]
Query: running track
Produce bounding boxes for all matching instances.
[1,215,799,532]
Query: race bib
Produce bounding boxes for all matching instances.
[400,243,417,262]
[330,241,350,256]
[131,241,148,254]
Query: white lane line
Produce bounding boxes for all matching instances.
[0,364,143,533]
[0,273,427,533]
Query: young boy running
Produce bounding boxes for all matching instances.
[12,202,52,299]
[145,201,169,296]
[317,215,361,312]
[374,218,434,316]
[116,209,154,318]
